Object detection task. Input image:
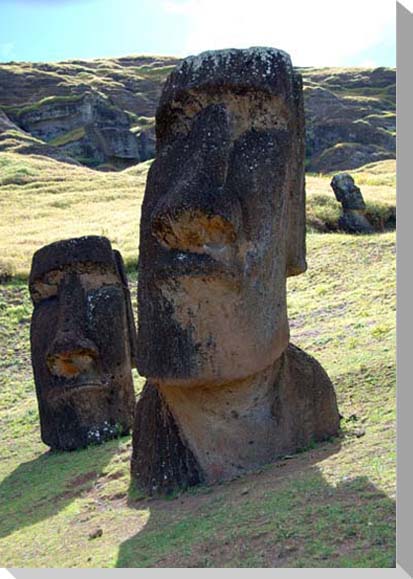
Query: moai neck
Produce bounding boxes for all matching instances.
[132,341,340,495]
[156,355,285,483]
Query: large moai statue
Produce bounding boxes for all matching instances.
[132,48,340,494]
[29,236,136,450]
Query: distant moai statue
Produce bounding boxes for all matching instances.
[330,173,373,233]
[132,48,340,495]
[29,236,136,450]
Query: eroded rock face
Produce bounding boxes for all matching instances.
[12,92,141,168]
[331,173,373,233]
[0,108,20,132]
[132,48,340,494]
[303,69,396,172]
[29,236,137,450]
[0,58,395,171]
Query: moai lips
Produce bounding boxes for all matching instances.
[29,236,136,450]
[132,48,340,495]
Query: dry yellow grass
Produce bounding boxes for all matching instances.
[0,153,151,277]
[0,153,395,278]
[306,159,396,204]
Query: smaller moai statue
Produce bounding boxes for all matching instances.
[29,236,137,450]
[330,173,373,233]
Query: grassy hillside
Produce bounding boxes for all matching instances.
[0,152,395,279]
[0,152,396,567]
[0,154,150,279]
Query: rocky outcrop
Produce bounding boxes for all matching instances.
[0,57,395,172]
[135,126,156,162]
[0,127,81,165]
[302,68,396,172]
[5,92,141,168]
[0,108,20,132]
[311,142,394,173]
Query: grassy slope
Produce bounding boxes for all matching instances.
[0,154,152,278]
[0,154,395,567]
[0,56,179,119]
[0,152,395,278]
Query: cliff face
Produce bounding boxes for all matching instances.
[0,56,395,172]
[302,67,395,171]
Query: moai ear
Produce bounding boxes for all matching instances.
[286,70,307,278]
[112,249,138,369]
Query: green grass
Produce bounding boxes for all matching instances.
[0,57,179,116]
[0,153,395,567]
[131,115,155,134]
[134,64,177,79]
[49,127,86,147]
[0,231,396,567]
[0,129,45,151]
[6,94,86,117]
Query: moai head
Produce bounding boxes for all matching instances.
[330,173,366,210]
[137,48,307,386]
[29,236,137,450]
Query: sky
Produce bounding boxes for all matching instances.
[0,0,396,66]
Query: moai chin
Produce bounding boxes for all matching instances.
[29,236,137,450]
[132,48,340,494]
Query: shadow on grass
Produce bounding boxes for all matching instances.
[116,440,395,568]
[0,436,126,540]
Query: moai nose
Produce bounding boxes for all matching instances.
[151,103,242,253]
[152,208,237,253]
[46,273,99,378]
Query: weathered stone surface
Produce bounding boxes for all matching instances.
[29,236,137,450]
[337,211,373,233]
[132,382,204,495]
[331,173,373,233]
[132,48,340,494]
[132,344,339,492]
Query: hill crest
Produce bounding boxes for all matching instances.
[0,56,395,172]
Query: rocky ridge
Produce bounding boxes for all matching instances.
[0,56,395,172]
